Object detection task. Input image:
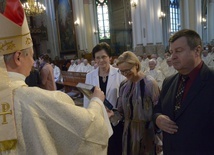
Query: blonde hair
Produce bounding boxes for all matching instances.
[116,51,141,72]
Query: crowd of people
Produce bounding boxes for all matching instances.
[27,39,214,94]
[26,50,176,93]
[67,58,96,72]
[1,0,214,155]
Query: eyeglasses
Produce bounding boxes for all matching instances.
[118,66,134,76]
[95,55,108,60]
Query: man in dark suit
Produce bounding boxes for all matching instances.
[153,29,214,154]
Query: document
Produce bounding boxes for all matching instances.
[76,83,113,110]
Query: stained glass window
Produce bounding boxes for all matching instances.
[170,0,180,34]
[96,0,110,40]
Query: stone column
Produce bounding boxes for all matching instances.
[73,0,86,51]
[140,0,147,45]
[180,0,190,28]
[83,0,94,52]
[153,0,163,44]
[208,0,214,42]
[180,0,202,35]
[88,0,99,48]
[131,0,163,55]
[194,0,202,36]
[161,0,170,47]
[37,0,59,58]
[145,0,155,44]
[131,0,143,48]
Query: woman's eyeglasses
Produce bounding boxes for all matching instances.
[118,66,134,76]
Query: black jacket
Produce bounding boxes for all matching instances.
[153,64,214,155]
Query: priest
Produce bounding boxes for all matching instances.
[0,0,112,154]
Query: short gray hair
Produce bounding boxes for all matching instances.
[149,58,157,65]
[4,48,31,63]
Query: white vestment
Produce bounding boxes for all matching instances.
[144,69,164,90]
[53,65,61,82]
[68,64,77,72]
[76,64,92,73]
[205,53,214,69]
[140,59,149,72]
[2,72,112,155]
[162,66,177,78]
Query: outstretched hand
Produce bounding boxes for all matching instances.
[106,108,114,118]
[156,115,178,134]
[91,86,105,102]
[91,87,114,118]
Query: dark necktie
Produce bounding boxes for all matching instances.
[174,75,189,111]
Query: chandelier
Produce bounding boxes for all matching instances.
[22,0,46,16]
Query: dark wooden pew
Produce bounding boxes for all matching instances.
[57,71,87,93]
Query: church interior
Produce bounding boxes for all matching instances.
[17,0,213,60]
[0,0,214,155]
[1,1,214,154]
[14,0,214,103]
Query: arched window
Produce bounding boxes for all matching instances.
[95,0,110,40]
[170,0,180,34]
